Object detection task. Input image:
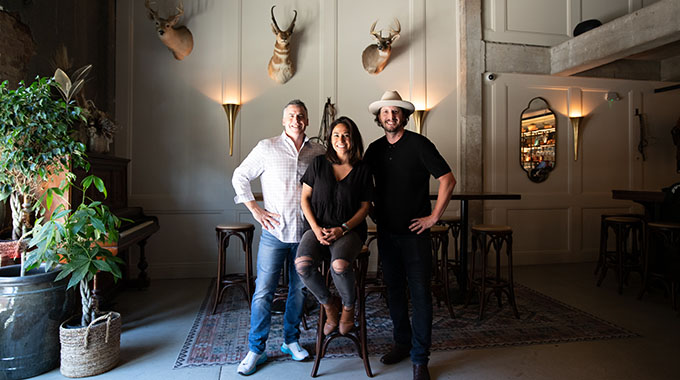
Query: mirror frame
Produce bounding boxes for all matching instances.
[520,97,557,183]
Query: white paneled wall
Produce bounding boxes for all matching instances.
[115,0,459,279]
[483,0,662,46]
[483,73,680,265]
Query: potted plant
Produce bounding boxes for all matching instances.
[0,76,87,379]
[25,174,125,377]
[0,76,87,246]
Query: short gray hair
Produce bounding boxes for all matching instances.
[283,99,308,117]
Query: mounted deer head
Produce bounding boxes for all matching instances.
[361,18,401,75]
[267,5,297,84]
[145,0,194,60]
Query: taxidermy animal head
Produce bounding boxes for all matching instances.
[267,5,297,84]
[361,18,401,75]
[145,0,194,60]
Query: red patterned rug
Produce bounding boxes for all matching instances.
[174,281,637,369]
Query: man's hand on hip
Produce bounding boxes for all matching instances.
[246,201,281,230]
[409,215,437,234]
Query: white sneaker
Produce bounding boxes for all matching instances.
[281,341,309,361]
[237,351,267,376]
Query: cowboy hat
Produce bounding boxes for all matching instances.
[368,90,415,115]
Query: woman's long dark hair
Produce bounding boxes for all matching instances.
[325,116,364,165]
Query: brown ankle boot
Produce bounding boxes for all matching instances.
[322,297,341,335]
[339,305,355,335]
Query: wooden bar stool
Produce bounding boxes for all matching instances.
[436,215,462,278]
[364,226,386,300]
[595,213,644,276]
[212,223,255,314]
[466,224,519,320]
[311,246,372,378]
[596,216,644,294]
[272,255,309,330]
[638,222,680,311]
[430,225,454,318]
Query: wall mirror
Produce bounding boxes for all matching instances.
[520,97,556,183]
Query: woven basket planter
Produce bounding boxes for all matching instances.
[59,311,121,378]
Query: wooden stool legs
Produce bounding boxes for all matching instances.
[466,225,519,320]
[212,223,255,314]
[311,247,373,378]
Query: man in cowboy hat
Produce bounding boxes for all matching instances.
[364,90,456,380]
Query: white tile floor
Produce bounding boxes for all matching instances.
[31,263,680,380]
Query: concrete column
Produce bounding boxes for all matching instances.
[458,0,484,226]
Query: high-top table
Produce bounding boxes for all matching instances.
[612,190,665,221]
[430,192,522,299]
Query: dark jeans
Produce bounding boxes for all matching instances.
[378,231,432,365]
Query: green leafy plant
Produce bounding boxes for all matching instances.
[25,175,125,327]
[0,77,87,240]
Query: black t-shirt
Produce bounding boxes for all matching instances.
[364,130,451,234]
[300,155,373,242]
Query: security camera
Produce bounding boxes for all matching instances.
[485,73,496,81]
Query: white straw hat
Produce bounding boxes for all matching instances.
[368,90,415,115]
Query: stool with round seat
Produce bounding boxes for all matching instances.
[595,213,644,276]
[436,215,462,282]
[466,224,519,320]
[212,223,255,314]
[638,221,680,311]
[430,225,454,318]
[311,246,372,378]
[596,216,644,294]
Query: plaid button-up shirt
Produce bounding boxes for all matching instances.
[232,131,325,243]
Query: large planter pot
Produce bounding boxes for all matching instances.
[0,264,74,379]
[59,311,121,378]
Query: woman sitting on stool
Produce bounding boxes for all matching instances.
[295,116,372,335]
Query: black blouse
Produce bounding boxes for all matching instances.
[300,155,373,242]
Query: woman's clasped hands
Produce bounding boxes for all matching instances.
[313,226,344,245]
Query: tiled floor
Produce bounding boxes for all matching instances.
[32,263,680,379]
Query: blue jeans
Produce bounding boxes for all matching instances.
[378,231,433,365]
[248,230,304,354]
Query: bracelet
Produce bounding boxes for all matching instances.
[341,223,350,233]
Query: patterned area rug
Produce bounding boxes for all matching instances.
[174,281,637,369]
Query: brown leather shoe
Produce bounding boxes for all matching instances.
[338,306,355,335]
[413,364,430,380]
[322,297,341,335]
[380,343,410,365]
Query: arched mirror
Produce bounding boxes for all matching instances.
[520,97,556,183]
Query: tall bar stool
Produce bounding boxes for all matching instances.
[311,246,372,378]
[430,225,454,318]
[436,215,462,281]
[638,222,680,311]
[595,213,644,276]
[596,216,644,294]
[272,256,309,330]
[364,226,386,300]
[213,223,255,314]
[466,224,519,320]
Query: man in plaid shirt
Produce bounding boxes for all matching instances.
[232,99,325,376]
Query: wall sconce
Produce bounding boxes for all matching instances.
[222,103,241,156]
[413,109,428,134]
[569,116,584,160]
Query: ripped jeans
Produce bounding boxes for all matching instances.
[295,229,362,307]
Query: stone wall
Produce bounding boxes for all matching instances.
[0,10,35,88]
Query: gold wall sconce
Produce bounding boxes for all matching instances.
[222,103,241,156]
[413,109,429,134]
[569,115,584,160]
